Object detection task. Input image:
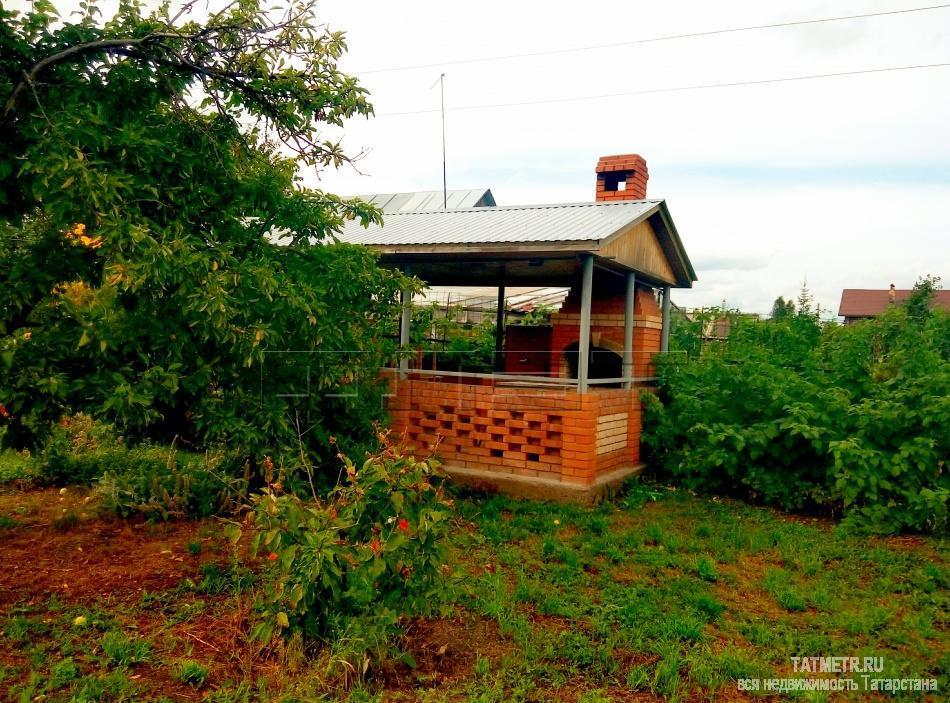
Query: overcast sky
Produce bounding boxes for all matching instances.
[312,0,950,315]
[12,1,950,314]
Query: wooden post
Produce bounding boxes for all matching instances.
[661,285,671,353]
[399,264,412,377]
[624,272,636,389]
[493,285,506,372]
[578,255,594,393]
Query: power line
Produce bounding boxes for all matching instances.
[355,3,950,75]
[377,61,950,117]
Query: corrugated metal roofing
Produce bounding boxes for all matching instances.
[336,200,662,246]
[356,189,495,213]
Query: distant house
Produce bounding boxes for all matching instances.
[838,285,950,324]
[356,188,495,213]
[679,308,750,341]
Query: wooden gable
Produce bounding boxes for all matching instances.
[597,217,676,285]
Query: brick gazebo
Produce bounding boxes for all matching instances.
[338,154,697,500]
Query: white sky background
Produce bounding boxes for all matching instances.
[10,0,950,314]
[313,0,950,315]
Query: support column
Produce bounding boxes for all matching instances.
[578,255,594,393]
[660,285,671,353]
[399,265,412,377]
[493,285,506,372]
[624,272,636,389]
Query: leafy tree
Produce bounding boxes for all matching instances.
[0,1,409,461]
[770,296,795,320]
[904,274,942,322]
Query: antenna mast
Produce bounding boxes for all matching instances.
[439,73,447,208]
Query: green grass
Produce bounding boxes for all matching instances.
[173,659,210,688]
[0,450,34,484]
[0,481,945,701]
[100,630,151,667]
[450,484,947,701]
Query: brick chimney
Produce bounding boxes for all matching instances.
[595,154,649,202]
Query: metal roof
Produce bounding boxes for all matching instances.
[336,200,662,246]
[355,189,495,213]
[838,289,950,317]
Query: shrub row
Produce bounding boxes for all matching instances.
[38,414,250,519]
[643,283,949,534]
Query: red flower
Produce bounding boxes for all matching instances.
[267,552,279,561]
[397,518,410,532]
[370,538,382,555]
[0,404,9,419]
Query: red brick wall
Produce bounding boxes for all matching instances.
[503,325,552,375]
[388,377,643,486]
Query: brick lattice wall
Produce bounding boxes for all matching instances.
[388,378,642,486]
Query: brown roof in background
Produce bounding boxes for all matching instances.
[838,289,950,317]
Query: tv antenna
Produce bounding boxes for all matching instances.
[431,73,447,208]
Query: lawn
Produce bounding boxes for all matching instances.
[0,472,946,702]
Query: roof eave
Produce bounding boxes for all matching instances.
[369,240,598,257]
[656,201,698,287]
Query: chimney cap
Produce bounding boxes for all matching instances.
[595,153,648,174]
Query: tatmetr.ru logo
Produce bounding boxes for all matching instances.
[791,657,884,674]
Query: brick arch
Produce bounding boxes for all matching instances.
[559,340,624,382]
[549,284,663,379]
[591,334,622,355]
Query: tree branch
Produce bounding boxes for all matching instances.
[3,32,195,118]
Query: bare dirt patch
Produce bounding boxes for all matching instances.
[713,554,788,620]
[0,487,230,608]
[398,616,513,686]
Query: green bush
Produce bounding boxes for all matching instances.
[238,439,458,681]
[643,279,949,534]
[830,375,949,533]
[411,302,496,373]
[97,447,250,520]
[35,413,250,519]
[0,448,33,483]
[39,413,122,485]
